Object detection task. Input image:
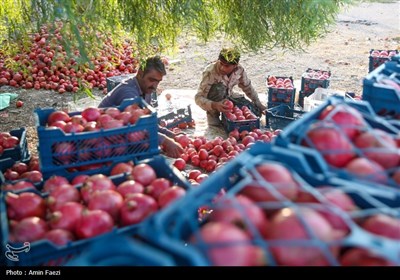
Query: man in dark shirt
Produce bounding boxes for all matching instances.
[99,56,184,158]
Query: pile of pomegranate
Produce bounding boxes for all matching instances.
[0,22,138,93]
[172,127,282,184]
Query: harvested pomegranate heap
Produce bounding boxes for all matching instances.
[0,22,138,93]
[172,127,281,184]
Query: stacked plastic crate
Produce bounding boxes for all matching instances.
[266,76,296,109]
[265,104,305,131]
[298,68,331,109]
[0,155,191,266]
[158,105,194,130]
[368,49,399,73]
[0,127,31,265]
[362,58,400,129]
[140,142,400,266]
[275,95,400,189]
[34,97,159,180]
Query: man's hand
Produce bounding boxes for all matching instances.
[258,103,267,115]
[211,101,231,113]
[161,136,184,158]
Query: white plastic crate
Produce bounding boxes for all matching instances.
[67,96,103,112]
[303,88,345,112]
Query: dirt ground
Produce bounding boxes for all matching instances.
[0,1,399,157]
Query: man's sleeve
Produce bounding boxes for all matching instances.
[238,69,263,107]
[158,125,175,138]
[157,131,167,146]
[195,68,214,111]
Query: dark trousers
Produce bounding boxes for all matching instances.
[206,83,228,122]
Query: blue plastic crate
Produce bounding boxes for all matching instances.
[65,233,175,266]
[1,155,191,266]
[140,142,400,266]
[300,68,331,95]
[35,98,159,179]
[266,76,296,107]
[158,105,193,129]
[221,113,260,133]
[0,128,29,163]
[0,157,42,189]
[266,104,306,130]
[368,49,399,73]
[363,61,400,117]
[275,95,400,189]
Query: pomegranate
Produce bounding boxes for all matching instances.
[81,107,101,122]
[6,192,46,220]
[119,193,158,226]
[345,157,389,184]
[5,181,36,192]
[190,222,266,266]
[173,158,186,171]
[196,174,209,183]
[157,186,186,208]
[353,129,400,169]
[241,162,299,202]
[70,115,88,126]
[104,107,121,118]
[188,170,202,181]
[11,217,48,243]
[88,190,124,222]
[340,248,395,266]
[110,162,134,176]
[44,229,75,246]
[47,184,81,211]
[70,174,89,186]
[11,162,29,174]
[130,163,157,186]
[47,110,71,125]
[20,170,43,183]
[318,104,365,140]
[144,178,171,199]
[265,207,343,266]
[208,195,269,238]
[303,123,356,168]
[75,209,114,239]
[4,169,20,181]
[43,175,70,193]
[117,180,144,198]
[53,142,76,164]
[81,174,116,203]
[49,202,84,232]
[361,214,400,240]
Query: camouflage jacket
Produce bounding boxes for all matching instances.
[195,61,263,111]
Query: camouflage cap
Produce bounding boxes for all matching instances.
[218,47,240,65]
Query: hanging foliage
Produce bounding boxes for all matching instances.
[0,0,354,59]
